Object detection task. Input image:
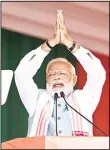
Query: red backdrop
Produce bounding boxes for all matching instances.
[76,51,109,136]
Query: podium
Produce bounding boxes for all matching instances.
[2,136,109,149]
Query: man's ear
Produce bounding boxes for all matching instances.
[73,75,77,86]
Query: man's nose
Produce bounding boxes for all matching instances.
[54,74,60,80]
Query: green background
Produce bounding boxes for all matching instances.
[1,29,77,142]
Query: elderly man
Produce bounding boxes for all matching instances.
[15,10,106,136]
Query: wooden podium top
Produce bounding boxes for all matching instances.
[2,136,109,149]
[45,137,109,149]
[2,136,45,149]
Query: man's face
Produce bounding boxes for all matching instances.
[46,61,75,97]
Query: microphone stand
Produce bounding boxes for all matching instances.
[60,92,108,136]
[54,93,58,136]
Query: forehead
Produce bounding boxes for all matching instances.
[47,61,72,72]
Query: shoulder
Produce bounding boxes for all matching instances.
[37,89,46,98]
[73,89,82,98]
[73,89,86,105]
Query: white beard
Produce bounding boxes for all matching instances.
[46,82,73,98]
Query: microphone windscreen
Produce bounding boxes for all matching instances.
[54,93,58,99]
[60,91,65,97]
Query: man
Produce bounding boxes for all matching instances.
[15,10,106,136]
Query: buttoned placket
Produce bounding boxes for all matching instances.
[55,97,69,136]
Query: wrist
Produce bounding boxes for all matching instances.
[65,40,73,49]
[48,37,58,47]
[41,37,57,53]
[64,36,73,48]
[41,42,51,53]
[65,39,77,52]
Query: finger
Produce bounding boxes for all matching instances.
[59,10,63,22]
[58,10,63,27]
[58,10,67,35]
[57,13,59,32]
[59,13,65,31]
[60,10,65,24]
[55,12,59,33]
[57,13,61,41]
[54,18,57,33]
[58,10,64,29]
[57,11,61,29]
[60,10,67,32]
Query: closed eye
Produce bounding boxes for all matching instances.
[60,72,68,76]
[49,74,53,77]
[47,73,54,78]
[60,72,64,74]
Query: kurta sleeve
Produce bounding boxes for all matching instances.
[73,46,106,113]
[14,46,49,117]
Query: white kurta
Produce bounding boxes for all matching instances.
[14,45,106,137]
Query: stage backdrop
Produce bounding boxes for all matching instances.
[1,29,109,142]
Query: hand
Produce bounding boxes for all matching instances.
[48,10,60,47]
[58,10,73,48]
[41,11,60,52]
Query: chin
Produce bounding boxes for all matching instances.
[46,85,73,98]
[47,87,62,97]
[53,88,63,97]
[46,82,73,97]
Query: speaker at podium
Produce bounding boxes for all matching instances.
[1,70,109,149]
[1,70,13,105]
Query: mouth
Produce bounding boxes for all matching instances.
[53,82,64,88]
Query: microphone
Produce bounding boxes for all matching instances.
[60,91,107,136]
[54,93,58,136]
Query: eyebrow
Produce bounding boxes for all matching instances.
[47,70,67,73]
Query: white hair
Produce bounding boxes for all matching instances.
[46,57,76,75]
